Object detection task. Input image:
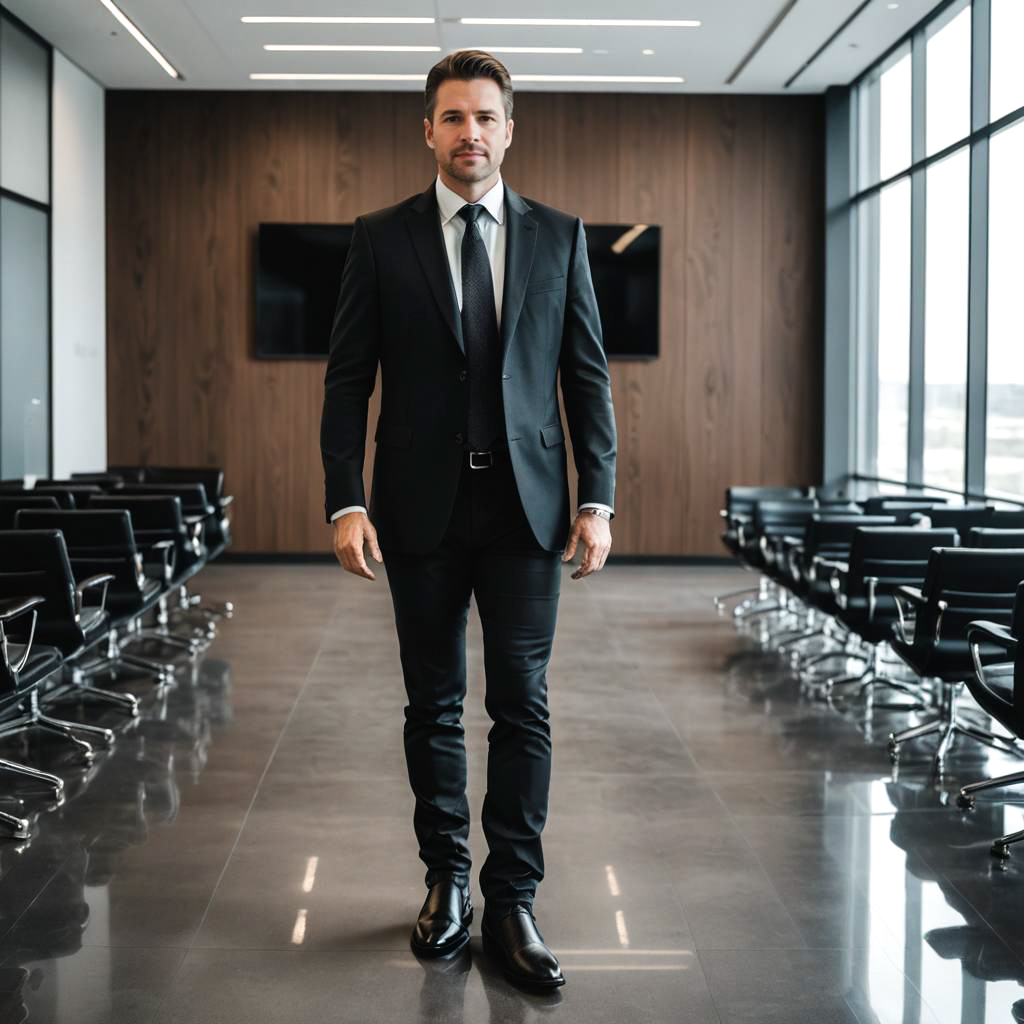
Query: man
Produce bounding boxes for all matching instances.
[320,50,617,990]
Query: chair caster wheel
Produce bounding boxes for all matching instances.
[956,792,975,810]
[992,842,1011,859]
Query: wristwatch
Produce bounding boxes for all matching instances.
[580,507,612,520]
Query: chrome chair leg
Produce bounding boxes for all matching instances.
[0,757,64,797]
[37,713,114,748]
[0,810,30,839]
[956,768,1024,809]
[991,827,1024,860]
[33,720,95,763]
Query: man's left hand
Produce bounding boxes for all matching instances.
[562,512,612,580]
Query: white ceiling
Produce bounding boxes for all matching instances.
[5,0,945,94]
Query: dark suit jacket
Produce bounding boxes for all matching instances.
[320,180,617,554]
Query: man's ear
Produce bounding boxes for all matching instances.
[505,118,514,147]
[424,117,435,150]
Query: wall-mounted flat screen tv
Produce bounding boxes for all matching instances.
[254,221,660,360]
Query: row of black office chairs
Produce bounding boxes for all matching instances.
[716,485,1024,860]
[0,465,233,840]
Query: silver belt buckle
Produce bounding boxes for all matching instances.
[469,450,493,469]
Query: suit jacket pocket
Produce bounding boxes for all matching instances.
[540,421,565,448]
[374,423,413,448]
[525,274,566,295]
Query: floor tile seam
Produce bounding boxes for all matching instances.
[0,847,79,945]
[932,865,1024,970]
[141,946,191,1024]
[871,937,947,1024]
[176,633,332,959]
[648,677,811,950]
[605,601,756,957]
[689,947,728,1024]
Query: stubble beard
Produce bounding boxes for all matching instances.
[440,150,498,185]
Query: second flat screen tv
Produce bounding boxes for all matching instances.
[254,221,659,360]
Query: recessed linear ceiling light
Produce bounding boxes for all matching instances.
[241,16,435,23]
[265,44,441,51]
[250,72,685,83]
[515,74,683,83]
[459,18,700,27]
[251,73,428,80]
[97,0,181,78]
[461,46,585,54]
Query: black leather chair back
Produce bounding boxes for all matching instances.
[917,548,1024,649]
[752,499,818,541]
[803,514,896,565]
[988,510,1024,529]
[0,496,60,529]
[107,465,146,484]
[146,466,224,504]
[845,527,959,603]
[0,488,76,509]
[0,531,80,648]
[967,528,1024,549]
[917,505,994,542]
[724,486,804,521]
[861,495,951,515]
[13,509,140,587]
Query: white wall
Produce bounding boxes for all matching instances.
[51,50,106,478]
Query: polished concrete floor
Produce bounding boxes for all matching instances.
[0,561,1023,1023]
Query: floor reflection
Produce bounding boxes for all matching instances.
[0,657,232,1023]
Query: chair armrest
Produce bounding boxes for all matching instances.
[145,538,177,583]
[966,620,1018,654]
[895,585,926,606]
[75,572,115,618]
[220,494,233,509]
[968,620,1018,695]
[893,586,946,645]
[0,594,46,674]
[0,595,46,621]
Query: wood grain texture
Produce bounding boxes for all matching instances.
[105,90,823,554]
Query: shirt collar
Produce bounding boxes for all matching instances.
[435,173,505,227]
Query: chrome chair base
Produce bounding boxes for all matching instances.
[887,681,1024,771]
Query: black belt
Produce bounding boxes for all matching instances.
[465,443,508,469]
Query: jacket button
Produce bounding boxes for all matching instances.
[458,370,468,382]
[454,432,464,445]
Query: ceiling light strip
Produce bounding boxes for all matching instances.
[265,45,442,52]
[242,16,435,24]
[250,73,684,83]
[97,0,181,78]
[459,18,700,28]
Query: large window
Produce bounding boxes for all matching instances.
[842,0,1024,502]
[923,148,970,490]
[0,13,51,479]
[986,119,1024,497]
[926,3,972,155]
[990,0,1024,122]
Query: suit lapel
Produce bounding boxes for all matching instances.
[405,184,465,356]
[500,185,537,367]
[403,180,537,363]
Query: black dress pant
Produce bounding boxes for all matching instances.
[381,449,562,909]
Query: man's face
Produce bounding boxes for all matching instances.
[425,77,513,184]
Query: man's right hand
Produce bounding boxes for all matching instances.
[332,511,383,580]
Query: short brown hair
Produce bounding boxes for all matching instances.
[425,50,513,123]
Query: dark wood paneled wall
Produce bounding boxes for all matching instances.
[105,90,823,555]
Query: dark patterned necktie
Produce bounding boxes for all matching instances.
[457,203,504,450]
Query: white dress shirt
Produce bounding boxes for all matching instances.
[330,173,613,523]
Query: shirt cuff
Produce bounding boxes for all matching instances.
[330,505,368,522]
[578,502,614,519]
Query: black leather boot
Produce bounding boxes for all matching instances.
[410,879,473,958]
[481,903,565,989]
